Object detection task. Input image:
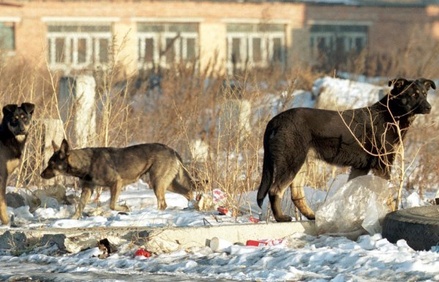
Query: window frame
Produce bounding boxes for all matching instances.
[44,19,114,71]
[0,17,20,55]
[226,23,286,74]
[309,23,369,61]
[137,22,199,70]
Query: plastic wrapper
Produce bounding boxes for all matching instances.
[315,175,392,238]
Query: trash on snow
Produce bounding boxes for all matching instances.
[315,175,392,239]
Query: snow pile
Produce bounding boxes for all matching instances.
[313,76,385,109]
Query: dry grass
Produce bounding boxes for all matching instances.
[0,37,437,216]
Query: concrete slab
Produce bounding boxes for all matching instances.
[152,221,316,247]
[1,221,316,252]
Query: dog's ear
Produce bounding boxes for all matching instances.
[59,139,70,157]
[2,104,18,116]
[418,78,436,90]
[51,140,60,152]
[388,78,408,88]
[21,103,35,115]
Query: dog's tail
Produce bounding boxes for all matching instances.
[256,128,275,208]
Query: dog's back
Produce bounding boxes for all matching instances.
[63,143,183,186]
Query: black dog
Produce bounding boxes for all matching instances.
[257,78,435,222]
[0,103,35,225]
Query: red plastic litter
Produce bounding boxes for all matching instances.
[135,248,151,258]
[249,215,259,223]
[217,206,229,215]
[246,239,283,247]
[246,240,266,247]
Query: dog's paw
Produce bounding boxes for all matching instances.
[112,204,130,213]
[275,215,293,222]
[120,204,130,212]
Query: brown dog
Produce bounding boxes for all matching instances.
[0,103,35,225]
[41,139,196,218]
[257,78,435,222]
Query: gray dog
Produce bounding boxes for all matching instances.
[257,78,435,222]
[41,139,196,218]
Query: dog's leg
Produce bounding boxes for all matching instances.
[269,193,292,222]
[72,185,93,219]
[0,170,9,225]
[290,185,315,220]
[268,173,296,222]
[152,177,169,210]
[93,187,103,204]
[109,181,129,212]
[150,165,177,210]
[154,188,167,210]
[268,148,310,222]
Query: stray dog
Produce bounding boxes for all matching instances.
[0,103,35,225]
[41,139,196,218]
[257,78,435,222]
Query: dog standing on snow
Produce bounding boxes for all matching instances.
[41,139,197,219]
[257,78,435,222]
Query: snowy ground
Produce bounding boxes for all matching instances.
[1,180,438,282]
[1,76,439,281]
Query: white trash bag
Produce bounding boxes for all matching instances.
[315,175,392,238]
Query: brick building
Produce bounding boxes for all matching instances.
[0,0,438,75]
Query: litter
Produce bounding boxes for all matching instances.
[316,175,392,238]
[134,248,151,258]
[246,239,283,247]
[209,237,233,252]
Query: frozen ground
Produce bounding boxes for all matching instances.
[0,180,438,282]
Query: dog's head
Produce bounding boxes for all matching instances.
[41,139,71,179]
[2,102,35,142]
[388,78,435,116]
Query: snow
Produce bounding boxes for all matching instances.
[2,180,438,281]
[1,76,439,281]
[312,76,385,109]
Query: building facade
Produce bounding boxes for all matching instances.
[0,0,438,75]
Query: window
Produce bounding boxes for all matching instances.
[226,23,286,73]
[137,23,198,69]
[310,24,368,67]
[0,22,15,51]
[47,24,112,71]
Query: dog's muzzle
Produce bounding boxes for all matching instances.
[8,122,29,136]
[419,101,432,114]
[15,134,26,142]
